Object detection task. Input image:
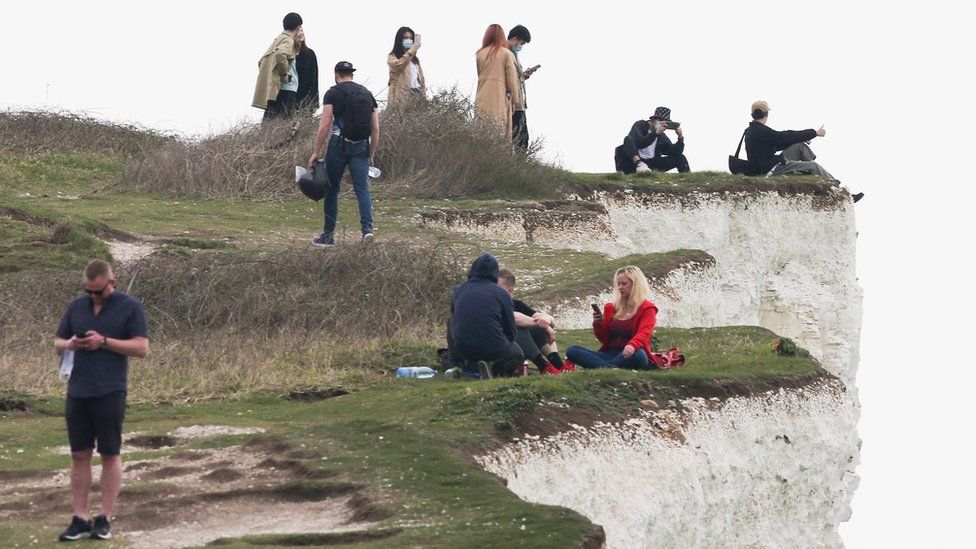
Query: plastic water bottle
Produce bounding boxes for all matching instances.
[368,166,382,179]
[396,366,436,379]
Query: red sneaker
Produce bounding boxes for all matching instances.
[542,364,563,376]
[560,361,577,372]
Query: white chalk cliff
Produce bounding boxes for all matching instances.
[423,185,862,548]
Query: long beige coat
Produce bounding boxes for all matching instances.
[252,32,298,109]
[387,51,425,106]
[474,47,522,137]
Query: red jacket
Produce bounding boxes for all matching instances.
[593,300,658,356]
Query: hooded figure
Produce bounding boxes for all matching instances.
[449,253,519,363]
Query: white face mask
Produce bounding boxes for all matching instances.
[402,39,414,49]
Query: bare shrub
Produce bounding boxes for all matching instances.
[0,109,172,157]
[0,242,462,401]
[123,116,319,200]
[375,88,564,198]
[122,87,564,200]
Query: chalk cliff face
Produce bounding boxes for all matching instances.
[478,380,859,548]
[424,187,862,548]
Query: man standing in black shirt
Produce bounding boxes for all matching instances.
[54,260,149,541]
[308,61,380,246]
[614,107,690,174]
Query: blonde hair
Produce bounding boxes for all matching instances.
[611,266,650,319]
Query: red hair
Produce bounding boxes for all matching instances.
[479,24,507,59]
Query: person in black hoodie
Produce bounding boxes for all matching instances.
[614,106,689,174]
[447,253,524,378]
[294,28,319,114]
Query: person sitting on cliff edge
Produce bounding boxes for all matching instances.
[497,267,572,375]
[743,100,863,202]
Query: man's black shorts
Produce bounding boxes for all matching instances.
[65,391,126,456]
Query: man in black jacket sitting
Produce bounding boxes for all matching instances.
[743,100,835,178]
[446,253,524,378]
[614,107,690,174]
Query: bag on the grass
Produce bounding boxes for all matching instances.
[649,347,685,369]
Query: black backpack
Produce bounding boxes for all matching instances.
[340,86,374,141]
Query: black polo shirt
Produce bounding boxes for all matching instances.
[56,292,148,398]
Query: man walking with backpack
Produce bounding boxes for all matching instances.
[308,61,379,246]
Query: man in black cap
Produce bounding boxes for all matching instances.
[307,62,379,246]
[614,107,690,174]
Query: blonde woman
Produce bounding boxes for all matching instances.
[566,266,659,370]
[475,24,523,137]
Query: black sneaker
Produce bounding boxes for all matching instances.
[311,233,334,247]
[58,516,91,542]
[852,192,864,203]
[91,515,112,540]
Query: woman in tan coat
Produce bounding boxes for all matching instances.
[387,26,426,107]
[475,24,523,137]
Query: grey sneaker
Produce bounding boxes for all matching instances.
[477,360,493,380]
[361,232,374,245]
[91,515,112,540]
[58,516,92,541]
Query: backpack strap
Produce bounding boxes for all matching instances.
[734,130,747,159]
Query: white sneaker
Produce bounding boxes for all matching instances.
[361,232,374,245]
[635,162,652,173]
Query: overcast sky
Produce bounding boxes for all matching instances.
[2,1,974,546]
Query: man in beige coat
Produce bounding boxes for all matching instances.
[252,13,302,118]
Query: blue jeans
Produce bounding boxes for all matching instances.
[565,345,652,370]
[323,135,373,236]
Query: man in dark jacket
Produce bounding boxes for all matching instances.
[743,100,834,178]
[614,106,689,174]
[447,253,524,378]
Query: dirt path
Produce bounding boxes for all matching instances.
[0,427,385,547]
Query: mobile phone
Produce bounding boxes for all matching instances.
[664,121,681,130]
[416,33,422,42]
[590,303,601,313]
[74,330,88,339]
[530,64,541,72]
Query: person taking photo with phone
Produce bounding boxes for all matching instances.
[53,260,149,541]
[565,266,658,370]
[387,27,425,107]
[614,106,690,174]
[507,25,538,151]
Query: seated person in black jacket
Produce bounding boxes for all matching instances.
[614,106,689,174]
[447,253,524,378]
[743,100,834,179]
[497,268,570,375]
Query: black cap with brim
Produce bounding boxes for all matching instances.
[334,61,356,73]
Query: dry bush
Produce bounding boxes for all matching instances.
[0,242,463,401]
[123,116,319,200]
[0,109,172,157]
[375,88,564,198]
[122,87,564,200]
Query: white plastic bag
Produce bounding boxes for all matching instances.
[59,350,74,382]
[295,165,310,183]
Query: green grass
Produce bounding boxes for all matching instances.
[568,170,830,193]
[0,326,823,546]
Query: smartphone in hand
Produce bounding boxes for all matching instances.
[590,303,601,313]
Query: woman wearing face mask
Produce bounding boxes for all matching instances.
[387,27,425,107]
[565,266,659,370]
[294,28,319,115]
[475,24,522,137]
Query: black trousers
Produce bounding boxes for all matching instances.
[263,90,298,121]
[447,316,524,377]
[512,110,529,151]
[642,154,690,173]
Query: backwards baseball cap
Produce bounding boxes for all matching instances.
[751,100,770,117]
[650,106,671,121]
[334,61,356,73]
